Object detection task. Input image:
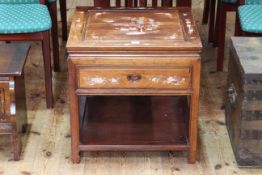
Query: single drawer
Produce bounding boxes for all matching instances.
[77,67,191,89]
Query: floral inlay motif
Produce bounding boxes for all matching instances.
[113,17,160,35]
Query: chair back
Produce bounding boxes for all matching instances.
[94,0,173,8]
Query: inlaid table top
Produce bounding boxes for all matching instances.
[67,8,202,52]
[0,44,30,76]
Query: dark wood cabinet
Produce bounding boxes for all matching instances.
[0,44,29,160]
[226,37,262,167]
[67,8,202,164]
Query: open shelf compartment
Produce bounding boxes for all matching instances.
[79,96,190,151]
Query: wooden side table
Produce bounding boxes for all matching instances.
[67,8,202,164]
[0,44,29,160]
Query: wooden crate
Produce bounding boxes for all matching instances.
[226,37,262,167]
[0,44,29,160]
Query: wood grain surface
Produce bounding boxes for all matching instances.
[226,37,262,167]
[67,7,201,163]
[67,8,202,52]
[80,96,189,150]
[0,44,30,76]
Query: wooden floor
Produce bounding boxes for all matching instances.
[0,0,262,174]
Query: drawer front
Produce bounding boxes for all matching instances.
[78,67,191,89]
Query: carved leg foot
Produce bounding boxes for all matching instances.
[71,153,81,164]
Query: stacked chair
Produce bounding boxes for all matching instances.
[202,0,262,71]
[0,0,67,108]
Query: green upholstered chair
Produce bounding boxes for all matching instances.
[215,0,262,71]
[238,5,262,33]
[202,0,262,71]
[0,0,67,40]
[236,2,262,35]
[0,1,58,108]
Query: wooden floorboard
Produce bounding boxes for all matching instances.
[0,0,261,174]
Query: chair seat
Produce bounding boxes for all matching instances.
[238,5,262,33]
[0,4,51,34]
[0,0,56,4]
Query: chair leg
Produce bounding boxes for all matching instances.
[213,0,221,47]
[234,11,242,36]
[48,2,60,72]
[202,0,210,24]
[59,0,68,41]
[42,30,54,109]
[217,5,227,72]
[208,0,216,43]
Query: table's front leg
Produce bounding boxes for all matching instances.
[177,0,192,7]
[68,60,80,163]
[10,134,21,161]
[188,59,201,163]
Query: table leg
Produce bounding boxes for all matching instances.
[68,60,80,163]
[188,60,201,163]
[10,133,21,161]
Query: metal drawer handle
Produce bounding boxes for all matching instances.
[227,83,237,104]
[127,74,142,82]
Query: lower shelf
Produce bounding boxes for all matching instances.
[79,96,189,151]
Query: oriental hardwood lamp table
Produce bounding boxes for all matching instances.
[0,44,29,160]
[67,8,202,164]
